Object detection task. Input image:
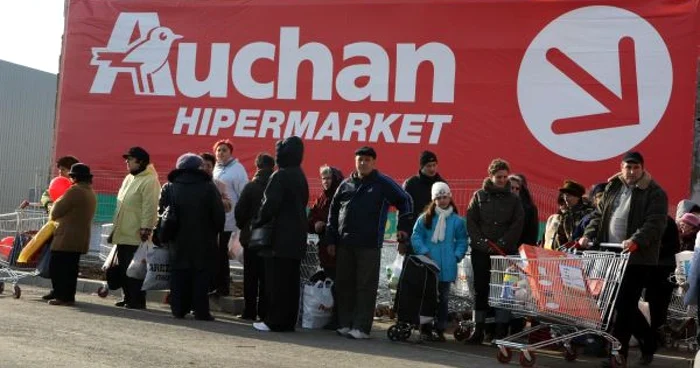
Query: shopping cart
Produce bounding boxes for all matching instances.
[0,207,49,299]
[451,254,476,341]
[94,223,113,298]
[488,246,630,367]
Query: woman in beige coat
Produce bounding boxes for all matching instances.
[47,163,97,306]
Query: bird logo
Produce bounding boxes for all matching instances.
[91,26,182,95]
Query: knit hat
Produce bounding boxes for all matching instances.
[431,182,451,200]
[419,151,438,168]
[681,213,700,228]
[176,152,203,170]
[559,180,586,198]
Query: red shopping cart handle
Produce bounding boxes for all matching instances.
[486,240,507,256]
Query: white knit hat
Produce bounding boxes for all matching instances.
[431,182,451,200]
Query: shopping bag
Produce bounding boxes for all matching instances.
[8,233,31,266]
[142,246,170,291]
[675,251,694,283]
[228,231,244,263]
[37,242,52,279]
[17,220,56,263]
[684,247,700,305]
[126,242,148,280]
[301,279,334,329]
[388,253,404,290]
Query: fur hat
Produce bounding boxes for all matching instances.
[431,182,451,200]
[559,180,586,198]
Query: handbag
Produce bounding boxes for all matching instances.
[158,185,179,243]
[248,222,274,252]
[37,242,52,279]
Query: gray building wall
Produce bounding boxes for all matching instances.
[0,60,56,213]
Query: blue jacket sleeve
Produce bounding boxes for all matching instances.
[380,174,414,234]
[454,216,468,261]
[410,216,429,255]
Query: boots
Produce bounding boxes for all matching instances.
[464,322,485,345]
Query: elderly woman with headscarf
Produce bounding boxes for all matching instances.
[160,153,226,320]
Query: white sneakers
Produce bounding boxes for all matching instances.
[253,322,271,332]
[336,327,351,336]
[347,329,370,340]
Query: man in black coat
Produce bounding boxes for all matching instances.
[235,153,275,321]
[251,136,309,332]
[401,151,446,254]
[160,153,226,320]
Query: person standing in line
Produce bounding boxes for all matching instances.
[579,151,668,366]
[46,163,97,306]
[508,174,539,245]
[109,146,161,309]
[326,146,414,339]
[212,139,249,297]
[200,152,233,213]
[235,153,276,321]
[554,180,594,248]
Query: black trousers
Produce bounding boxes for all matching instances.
[243,248,267,319]
[50,251,81,302]
[336,245,381,334]
[613,264,655,358]
[170,268,212,319]
[116,244,146,307]
[213,231,232,296]
[471,251,491,317]
[324,267,338,327]
[263,256,301,331]
[645,265,675,331]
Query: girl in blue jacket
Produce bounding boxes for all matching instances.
[411,182,468,341]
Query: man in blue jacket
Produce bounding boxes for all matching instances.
[327,146,414,339]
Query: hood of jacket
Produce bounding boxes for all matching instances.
[482,177,512,194]
[276,136,304,168]
[252,168,273,187]
[167,168,211,184]
[324,167,344,197]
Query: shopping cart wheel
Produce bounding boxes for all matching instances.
[398,324,412,341]
[496,347,512,364]
[519,351,536,367]
[12,285,20,299]
[0,282,4,294]
[609,354,625,368]
[563,346,577,361]
[97,286,109,298]
[387,325,400,341]
[453,325,471,342]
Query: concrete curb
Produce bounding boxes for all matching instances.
[13,275,244,315]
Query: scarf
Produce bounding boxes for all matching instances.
[431,206,453,243]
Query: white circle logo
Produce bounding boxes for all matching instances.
[518,6,672,161]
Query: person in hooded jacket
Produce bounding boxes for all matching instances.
[465,158,524,343]
[235,153,276,321]
[160,153,225,320]
[411,182,468,341]
[109,146,161,309]
[402,151,446,254]
[251,136,309,332]
[307,164,344,329]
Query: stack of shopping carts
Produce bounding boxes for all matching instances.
[0,207,49,299]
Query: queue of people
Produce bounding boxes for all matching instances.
[41,139,694,367]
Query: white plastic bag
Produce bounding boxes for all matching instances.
[301,279,334,329]
[142,246,170,291]
[101,244,118,271]
[126,242,148,280]
[228,231,244,263]
[388,254,404,290]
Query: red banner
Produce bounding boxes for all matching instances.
[56,0,697,208]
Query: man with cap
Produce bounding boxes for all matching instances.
[553,180,594,248]
[326,146,414,339]
[402,151,447,255]
[109,146,161,309]
[579,151,668,366]
[46,163,97,305]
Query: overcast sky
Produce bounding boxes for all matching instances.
[0,1,65,74]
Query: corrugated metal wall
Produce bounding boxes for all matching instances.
[0,60,56,213]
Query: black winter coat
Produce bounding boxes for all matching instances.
[252,137,309,260]
[160,169,225,271]
[403,171,447,226]
[234,168,273,246]
[466,178,524,255]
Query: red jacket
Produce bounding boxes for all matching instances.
[307,167,343,268]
